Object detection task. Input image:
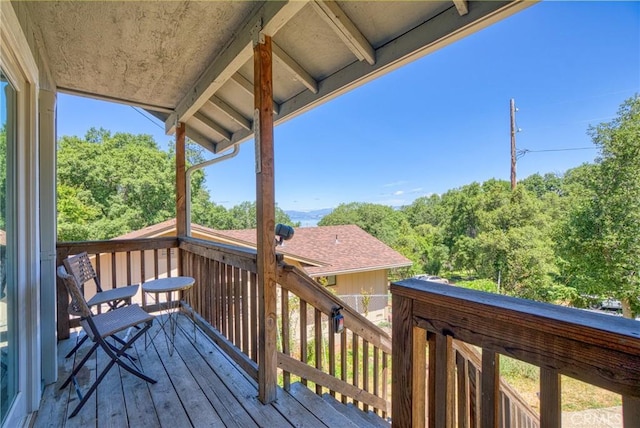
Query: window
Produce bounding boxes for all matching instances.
[0,68,16,424]
[316,275,336,287]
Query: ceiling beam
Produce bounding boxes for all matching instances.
[216,1,532,153]
[310,0,375,65]
[184,125,218,154]
[453,0,469,16]
[230,73,280,115]
[165,1,306,135]
[208,97,252,131]
[192,112,232,142]
[272,41,318,94]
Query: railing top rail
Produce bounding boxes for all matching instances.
[391,278,640,397]
[57,237,179,259]
[392,278,640,349]
[279,263,392,352]
[179,236,258,273]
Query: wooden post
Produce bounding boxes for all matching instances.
[254,33,278,404]
[176,122,187,238]
[176,122,186,275]
[392,294,426,427]
[540,368,561,428]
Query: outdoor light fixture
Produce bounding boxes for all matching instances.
[275,224,295,246]
[331,306,344,334]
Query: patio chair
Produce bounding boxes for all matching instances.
[62,251,139,358]
[56,265,156,418]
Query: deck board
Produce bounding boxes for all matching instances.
[33,314,332,427]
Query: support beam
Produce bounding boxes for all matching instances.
[453,0,469,16]
[215,0,531,153]
[208,97,252,131]
[230,73,280,115]
[176,123,187,239]
[166,1,305,134]
[254,33,278,405]
[192,112,232,142]
[272,41,318,94]
[311,0,375,65]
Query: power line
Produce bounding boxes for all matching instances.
[516,146,597,159]
[130,106,164,130]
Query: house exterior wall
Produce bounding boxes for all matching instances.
[0,2,55,424]
[331,269,389,322]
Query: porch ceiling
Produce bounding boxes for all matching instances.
[24,0,533,153]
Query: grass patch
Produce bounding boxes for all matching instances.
[500,356,622,412]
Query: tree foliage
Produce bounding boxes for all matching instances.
[57,128,295,241]
[557,96,640,317]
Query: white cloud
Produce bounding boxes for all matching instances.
[383,180,409,188]
[393,190,405,196]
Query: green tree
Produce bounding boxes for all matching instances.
[318,202,408,247]
[225,201,297,229]
[57,128,216,240]
[557,96,640,318]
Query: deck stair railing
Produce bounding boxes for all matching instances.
[276,263,391,418]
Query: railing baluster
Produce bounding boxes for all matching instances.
[110,252,117,289]
[328,314,336,397]
[281,287,290,390]
[300,299,308,386]
[234,266,241,348]
[140,250,147,309]
[363,339,369,412]
[227,264,234,341]
[382,351,388,419]
[373,346,379,413]
[250,271,258,362]
[242,269,249,356]
[456,350,469,428]
[623,396,640,428]
[352,332,359,408]
[341,329,347,404]
[481,349,500,428]
[539,368,560,428]
[315,308,322,395]
[126,251,132,285]
[221,263,228,337]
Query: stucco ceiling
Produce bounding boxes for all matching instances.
[21,1,534,153]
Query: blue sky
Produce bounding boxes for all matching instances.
[57,1,640,211]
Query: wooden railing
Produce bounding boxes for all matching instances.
[56,237,179,338]
[390,278,640,428]
[452,341,539,428]
[179,237,260,380]
[277,263,391,417]
[175,237,392,417]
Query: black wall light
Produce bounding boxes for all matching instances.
[331,306,344,334]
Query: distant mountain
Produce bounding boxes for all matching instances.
[285,208,333,227]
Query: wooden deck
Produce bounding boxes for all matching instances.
[34,315,387,427]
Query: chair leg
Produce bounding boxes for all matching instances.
[60,342,99,390]
[65,334,89,358]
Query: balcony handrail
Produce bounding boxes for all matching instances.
[277,262,391,416]
[278,263,391,353]
[390,278,640,427]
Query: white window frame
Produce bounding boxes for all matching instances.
[0,2,42,426]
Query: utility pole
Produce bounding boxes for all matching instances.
[510,98,517,191]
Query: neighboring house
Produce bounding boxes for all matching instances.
[112,219,412,321]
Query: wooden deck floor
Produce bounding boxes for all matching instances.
[33,315,337,427]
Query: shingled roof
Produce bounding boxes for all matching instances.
[202,224,412,276]
[116,221,411,276]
